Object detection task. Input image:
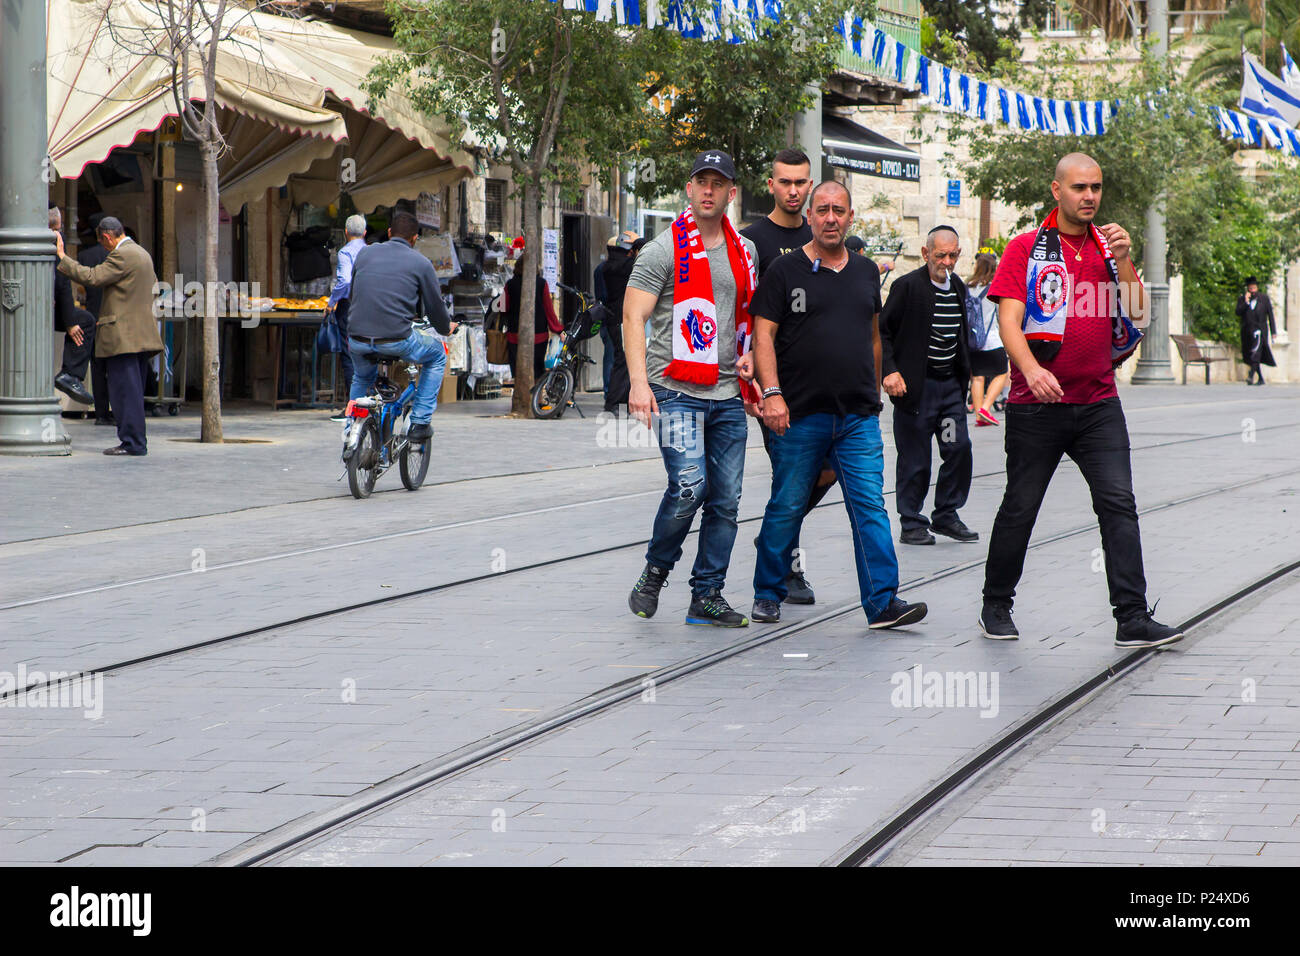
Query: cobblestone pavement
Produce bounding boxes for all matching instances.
[1,385,1297,865]
[880,572,1300,867]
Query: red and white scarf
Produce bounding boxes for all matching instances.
[665,205,758,402]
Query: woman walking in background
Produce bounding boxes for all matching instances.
[966,252,1008,426]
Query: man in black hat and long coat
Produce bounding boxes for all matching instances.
[1236,276,1276,386]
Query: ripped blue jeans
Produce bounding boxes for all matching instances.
[645,384,748,596]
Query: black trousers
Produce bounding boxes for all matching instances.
[105,352,151,454]
[507,341,546,382]
[91,354,111,420]
[893,376,973,532]
[59,313,95,382]
[334,298,356,397]
[983,397,1147,621]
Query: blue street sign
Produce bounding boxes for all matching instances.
[947,179,961,206]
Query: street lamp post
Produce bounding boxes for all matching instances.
[1131,0,1176,385]
[0,0,68,454]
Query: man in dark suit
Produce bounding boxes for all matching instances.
[880,225,977,545]
[48,206,96,406]
[1236,276,1277,386]
[56,216,163,456]
[77,213,114,424]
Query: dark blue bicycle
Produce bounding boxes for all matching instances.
[342,357,430,498]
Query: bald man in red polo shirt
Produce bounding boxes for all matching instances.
[978,153,1183,650]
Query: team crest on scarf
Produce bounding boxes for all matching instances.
[1023,207,1142,365]
[681,306,717,353]
[664,205,758,403]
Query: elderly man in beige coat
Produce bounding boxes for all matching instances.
[56,217,162,456]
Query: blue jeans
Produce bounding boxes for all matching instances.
[646,384,748,596]
[349,327,446,423]
[755,413,899,621]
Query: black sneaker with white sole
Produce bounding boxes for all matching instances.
[1115,615,1184,649]
[628,563,669,618]
[784,570,815,605]
[979,602,1019,640]
[686,589,749,627]
[751,598,781,623]
[869,598,928,630]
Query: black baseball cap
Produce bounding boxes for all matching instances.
[689,149,737,182]
[845,236,867,254]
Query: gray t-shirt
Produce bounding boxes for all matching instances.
[627,228,756,401]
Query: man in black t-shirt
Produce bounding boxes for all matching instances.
[746,181,927,631]
[741,148,814,273]
[740,148,830,606]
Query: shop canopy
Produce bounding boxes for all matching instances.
[47,0,474,211]
[822,114,921,183]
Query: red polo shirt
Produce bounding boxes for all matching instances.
[989,229,1140,404]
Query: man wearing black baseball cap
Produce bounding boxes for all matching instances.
[623,148,761,627]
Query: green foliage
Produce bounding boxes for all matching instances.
[629,0,859,202]
[1175,159,1300,342]
[949,45,1300,344]
[921,0,1056,74]
[1183,1,1300,103]
[1178,183,1277,343]
[372,0,653,194]
[979,233,1008,255]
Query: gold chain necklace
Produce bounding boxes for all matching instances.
[1059,232,1086,262]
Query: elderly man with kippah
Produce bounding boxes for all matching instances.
[326,214,369,419]
[56,217,162,456]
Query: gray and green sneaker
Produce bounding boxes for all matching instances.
[628,563,669,618]
[686,589,749,628]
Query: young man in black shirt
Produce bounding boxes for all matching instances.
[746,181,927,630]
[741,149,814,273]
[740,148,833,606]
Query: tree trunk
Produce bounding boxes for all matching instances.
[511,176,545,417]
[200,136,223,442]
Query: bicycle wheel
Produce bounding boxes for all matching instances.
[399,431,431,490]
[346,419,380,499]
[531,365,574,419]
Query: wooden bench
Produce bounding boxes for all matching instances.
[1170,334,1230,385]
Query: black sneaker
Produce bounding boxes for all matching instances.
[686,589,749,627]
[784,570,815,605]
[751,598,781,623]
[979,602,1019,640]
[932,519,979,542]
[1115,613,1184,649]
[900,528,936,546]
[869,598,928,630]
[408,421,433,441]
[628,563,669,618]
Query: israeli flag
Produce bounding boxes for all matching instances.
[998,87,1010,125]
[959,73,970,114]
[894,40,907,83]
[1282,43,1300,90]
[1241,51,1300,129]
